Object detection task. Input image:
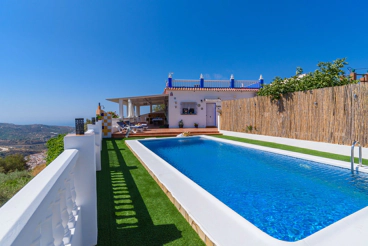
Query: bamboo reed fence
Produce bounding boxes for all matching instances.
[221,83,368,147]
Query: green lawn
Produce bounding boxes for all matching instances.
[97,138,205,246]
[214,135,368,165]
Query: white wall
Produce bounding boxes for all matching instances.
[168,90,256,128]
[0,123,101,246]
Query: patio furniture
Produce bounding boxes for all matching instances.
[117,122,129,132]
[152,117,163,126]
[130,125,144,133]
[141,123,148,130]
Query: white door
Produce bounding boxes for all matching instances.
[206,103,216,127]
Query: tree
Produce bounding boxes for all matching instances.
[257,58,358,100]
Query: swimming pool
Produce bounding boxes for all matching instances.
[127,136,368,245]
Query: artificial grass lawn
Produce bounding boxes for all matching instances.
[214,135,368,165]
[97,134,365,245]
[97,138,205,246]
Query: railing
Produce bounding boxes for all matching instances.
[171,79,200,88]
[0,122,102,246]
[234,80,260,89]
[351,140,363,173]
[171,79,260,89]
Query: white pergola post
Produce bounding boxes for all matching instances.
[119,99,124,120]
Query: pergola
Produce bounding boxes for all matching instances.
[106,94,168,119]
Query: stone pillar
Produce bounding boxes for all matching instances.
[137,106,141,117]
[259,75,264,88]
[119,99,124,120]
[230,74,235,88]
[168,73,173,88]
[200,74,204,88]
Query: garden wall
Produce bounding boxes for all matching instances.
[221,83,368,147]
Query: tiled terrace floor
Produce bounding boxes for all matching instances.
[96,138,205,246]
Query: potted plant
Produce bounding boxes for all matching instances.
[178,120,184,128]
[194,123,198,128]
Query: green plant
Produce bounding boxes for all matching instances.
[107,111,119,118]
[257,58,358,100]
[85,118,92,131]
[0,154,27,174]
[194,123,198,127]
[246,125,253,132]
[46,134,66,165]
[178,120,184,127]
[0,170,32,207]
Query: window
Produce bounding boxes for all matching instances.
[180,102,197,115]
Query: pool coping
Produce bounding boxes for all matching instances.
[126,135,368,246]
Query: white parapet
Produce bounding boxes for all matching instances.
[87,121,102,171]
[0,129,99,246]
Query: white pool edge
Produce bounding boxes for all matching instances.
[126,136,368,246]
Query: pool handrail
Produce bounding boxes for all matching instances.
[351,140,362,173]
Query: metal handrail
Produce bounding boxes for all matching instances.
[351,140,362,173]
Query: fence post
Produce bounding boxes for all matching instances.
[200,73,204,88]
[230,74,235,88]
[259,75,264,88]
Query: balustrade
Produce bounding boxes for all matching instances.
[171,79,260,88]
[0,121,102,246]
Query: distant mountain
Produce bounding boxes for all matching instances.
[0,123,74,157]
[0,123,74,142]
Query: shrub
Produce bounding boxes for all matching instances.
[107,111,119,118]
[46,134,66,165]
[257,58,358,100]
[0,170,32,207]
[0,154,27,174]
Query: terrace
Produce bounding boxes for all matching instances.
[1,120,368,245]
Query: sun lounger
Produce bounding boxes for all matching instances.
[117,122,129,132]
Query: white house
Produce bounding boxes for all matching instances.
[107,73,263,129]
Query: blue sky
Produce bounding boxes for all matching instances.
[1,0,367,126]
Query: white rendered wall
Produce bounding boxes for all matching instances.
[87,121,102,171]
[64,132,97,246]
[168,90,256,128]
[0,128,100,246]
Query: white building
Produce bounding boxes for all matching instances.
[107,73,263,129]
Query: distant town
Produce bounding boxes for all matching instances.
[0,123,74,167]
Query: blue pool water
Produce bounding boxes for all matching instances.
[140,137,368,242]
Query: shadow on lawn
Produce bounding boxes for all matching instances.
[97,139,182,246]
